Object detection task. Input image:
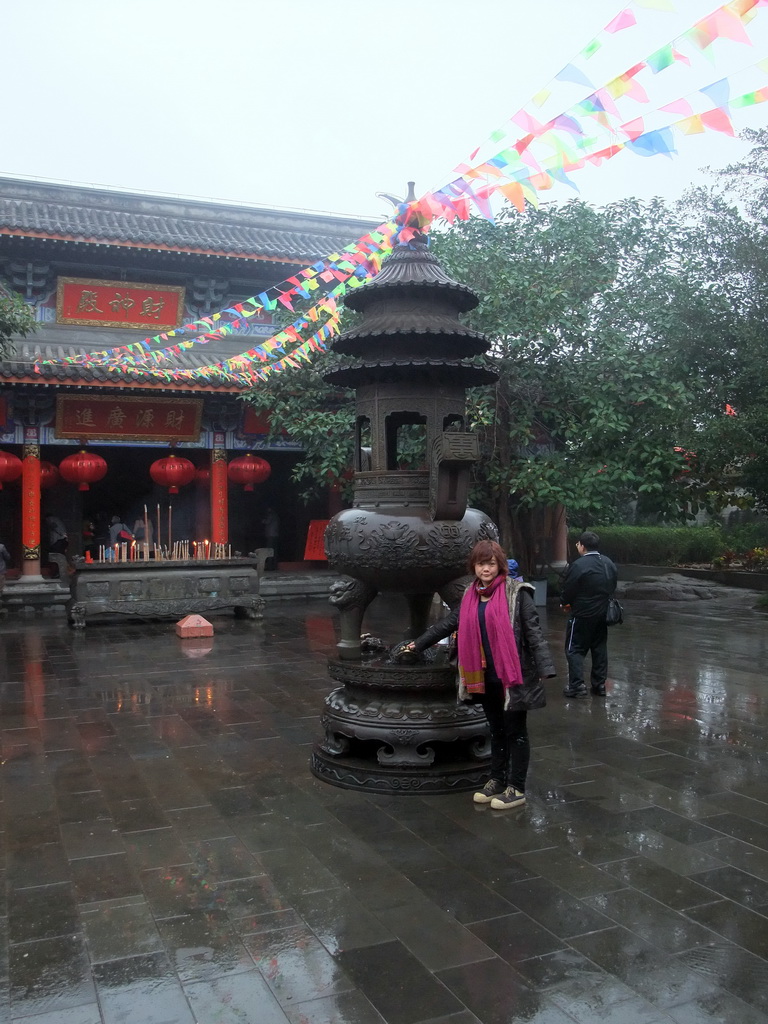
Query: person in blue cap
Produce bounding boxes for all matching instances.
[507,558,523,581]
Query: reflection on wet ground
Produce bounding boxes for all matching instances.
[1,587,767,1023]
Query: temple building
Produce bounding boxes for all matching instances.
[0,176,375,587]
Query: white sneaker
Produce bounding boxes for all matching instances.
[473,779,505,804]
[490,786,526,810]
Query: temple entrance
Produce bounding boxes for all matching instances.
[6,445,325,569]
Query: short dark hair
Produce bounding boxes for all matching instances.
[578,531,600,551]
[467,539,508,575]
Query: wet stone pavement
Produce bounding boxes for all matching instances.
[0,585,767,1024]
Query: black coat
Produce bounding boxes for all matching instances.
[560,552,618,618]
[413,579,556,711]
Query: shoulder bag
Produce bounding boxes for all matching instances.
[599,555,624,626]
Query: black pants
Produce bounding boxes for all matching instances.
[476,676,530,791]
[565,615,608,690]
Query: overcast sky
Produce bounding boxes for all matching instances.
[4,0,768,221]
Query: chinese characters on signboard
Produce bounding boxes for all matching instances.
[56,278,185,330]
[55,395,203,442]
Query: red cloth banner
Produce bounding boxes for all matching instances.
[56,277,185,330]
[304,520,329,561]
[55,394,203,442]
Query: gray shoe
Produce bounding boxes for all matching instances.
[473,779,505,804]
[490,786,526,810]
[563,684,588,698]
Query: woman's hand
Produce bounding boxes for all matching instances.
[390,640,419,663]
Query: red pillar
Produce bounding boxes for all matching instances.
[22,428,42,578]
[210,433,228,548]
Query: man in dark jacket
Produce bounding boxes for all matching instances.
[560,531,618,698]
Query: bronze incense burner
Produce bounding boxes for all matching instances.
[311,235,499,793]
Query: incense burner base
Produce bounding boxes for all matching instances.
[311,663,491,794]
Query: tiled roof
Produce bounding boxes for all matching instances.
[0,178,378,262]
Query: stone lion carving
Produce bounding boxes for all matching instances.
[329,575,376,607]
[329,576,379,657]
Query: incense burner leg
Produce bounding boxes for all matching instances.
[438,574,474,611]
[406,592,436,640]
[329,575,378,660]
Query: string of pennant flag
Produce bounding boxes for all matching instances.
[453,0,764,175]
[43,221,398,371]
[418,63,768,220]
[418,0,768,221]
[35,0,768,385]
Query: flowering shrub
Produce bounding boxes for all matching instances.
[744,547,768,571]
[712,549,738,569]
[713,547,768,571]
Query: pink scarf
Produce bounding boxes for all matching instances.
[458,575,524,694]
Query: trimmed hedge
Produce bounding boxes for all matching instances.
[568,526,724,565]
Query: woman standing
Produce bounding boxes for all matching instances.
[398,540,555,810]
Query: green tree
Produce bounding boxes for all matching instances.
[703,127,768,219]
[432,198,717,567]
[675,129,768,510]
[0,291,36,355]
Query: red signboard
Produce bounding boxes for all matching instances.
[55,395,203,442]
[56,277,185,330]
[241,407,272,435]
[240,407,287,436]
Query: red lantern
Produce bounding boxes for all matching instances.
[227,453,271,492]
[59,450,108,491]
[150,453,195,494]
[40,461,60,490]
[195,467,210,487]
[0,450,22,490]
